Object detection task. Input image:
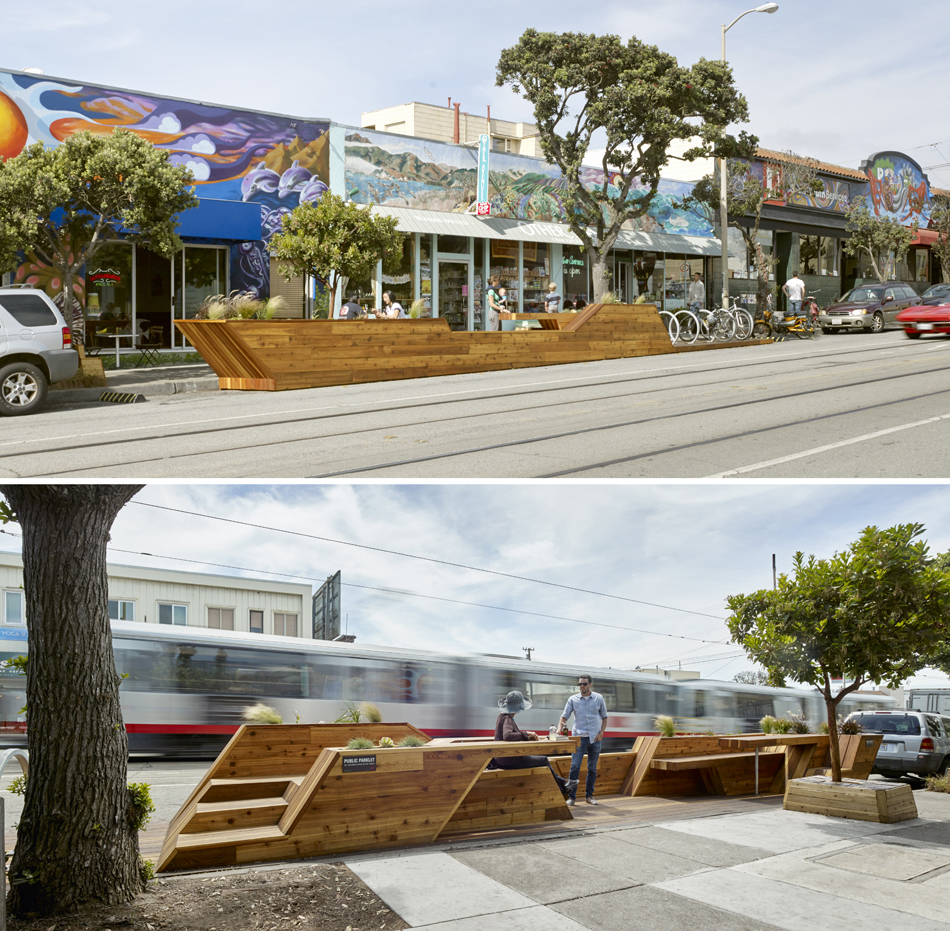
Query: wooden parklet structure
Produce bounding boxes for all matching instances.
[174,303,759,392]
[158,726,884,873]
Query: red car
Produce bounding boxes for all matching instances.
[895,301,950,338]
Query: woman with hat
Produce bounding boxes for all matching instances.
[492,690,576,797]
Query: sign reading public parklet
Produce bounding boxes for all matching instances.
[342,755,377,773]
[477,134,490,204]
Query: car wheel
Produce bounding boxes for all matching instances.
[0,362,48,416]
[905,331,920,339]
[821,327,833,335]
[869,312,884,333]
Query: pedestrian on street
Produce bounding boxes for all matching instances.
[782,271,805,319]
[558,674,608,807]
[486,276,504,331]
[687,273,705,314]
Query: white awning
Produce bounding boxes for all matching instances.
[369,205,721,255]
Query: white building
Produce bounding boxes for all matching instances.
[0,553,313,639]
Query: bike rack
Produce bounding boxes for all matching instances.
[0,748,28,781]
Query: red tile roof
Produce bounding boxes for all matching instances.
[756,147,867,182]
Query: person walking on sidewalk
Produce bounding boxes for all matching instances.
[558,674,608,807]
[782,271,805,320]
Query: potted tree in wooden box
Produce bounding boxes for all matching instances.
[726,523,950,823]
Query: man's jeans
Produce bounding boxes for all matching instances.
[788,299,803,317]
[568,736,602,800]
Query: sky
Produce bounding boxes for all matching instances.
[3,482,946,690]
[8,0,950,189]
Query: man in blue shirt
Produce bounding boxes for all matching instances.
[558,674,608,806]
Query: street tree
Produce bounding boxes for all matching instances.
[733,669,785,687]
[687,154,822,315]
[726,523,950,782]
[269,194,403,314]
[0,484,146,916]
[496,30,755,302]
[842,196,917,283]
[929,193,950,283]
[0,129,197,341]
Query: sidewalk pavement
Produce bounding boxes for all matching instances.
[47,361,219,405]
[343,791,950,931]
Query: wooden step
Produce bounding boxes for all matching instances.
[181,797,289,834]
[175,824,285,851]
[650,751,784,772]
[201,775,304,804]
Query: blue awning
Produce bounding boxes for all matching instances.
[177,198,262,242]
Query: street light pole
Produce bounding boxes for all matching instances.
[719,3,779,312]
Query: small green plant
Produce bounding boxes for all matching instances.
[242,703,283,725]
[378,736,395,747]
[140,858,155,882]
[772,717,793,735]
[759,715,777,734]
[335,701,382,724]
[11,869,38,886]
[926,773,950,793]
[347,736,374,750]
[408,298,428,319]
[397,734,426,748]
[653,715,677,737]
[1,654,27,675]
[8,774,26,796]
[838,717,862,735]
[786,713,812,734]
[361,702,382,723]
[817,721,830,734]
[127,782,156,832]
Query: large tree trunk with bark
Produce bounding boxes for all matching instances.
[0,485,145,916]
[824,695,843,782]
[590,252,612,303]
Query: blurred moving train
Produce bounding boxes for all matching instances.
[0,622,895,755]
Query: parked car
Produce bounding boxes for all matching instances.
[919,283,950,305]
[817,282,921,334]
[895,299,950,338]
[0,286,79,415]
[845,709,950,781]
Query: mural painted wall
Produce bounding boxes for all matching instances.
[344,128,714,237]
[0,69,331,296]
[861,152,931,228]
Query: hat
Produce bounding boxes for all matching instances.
[497,690,532,713]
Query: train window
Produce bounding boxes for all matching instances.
[339,659,446,704]
[736,692,773,721]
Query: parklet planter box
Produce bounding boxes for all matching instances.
[784,775,918,823]
[174,303,761,392]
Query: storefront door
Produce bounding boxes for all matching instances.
[438,260,470,331]
[172,245,228,349]
[617,261,632,304]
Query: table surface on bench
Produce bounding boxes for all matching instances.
[717,735,828,750]
[650,750,785,771]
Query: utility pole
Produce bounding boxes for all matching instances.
[523,647,534,661]
[772,554,777,590]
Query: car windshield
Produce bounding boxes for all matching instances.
[840,288,883,303]
[854,714,921,735]
[922,286,950,302]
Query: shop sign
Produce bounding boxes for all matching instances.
[89,268,121,287]
[476,202,491,216]
[477,134,490,203]
[342,755,377,773]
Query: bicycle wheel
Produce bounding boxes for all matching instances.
[713,312,736,341]
[658,311,679,344]
[695,312,714,342]
[674,310,700,345]
[733,308,754,340]
[752,320,770,340]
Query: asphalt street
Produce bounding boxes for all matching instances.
[4,328,948,478]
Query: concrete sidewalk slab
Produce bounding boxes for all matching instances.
[732,838,950,923]
[550,883,782,931]
[415,905,591,931]
[657,807,897,853]
[48,362,219,405]
[345,851,536,926]
[656,866,949,931]
[452,842,642,903]
[881,820,950,846]
[534,833,711,884]
[607,825,772,868]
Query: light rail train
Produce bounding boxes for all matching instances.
[0,622,895,754]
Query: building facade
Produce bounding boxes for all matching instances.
[0,553,312,640]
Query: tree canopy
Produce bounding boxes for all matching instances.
[726,523,950,781]
[269,194,403,314]
[842,197,917,283]
[0,129,197,339]
[929,193,950,284]
[496,29,756,301]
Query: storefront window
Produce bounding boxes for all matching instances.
[913,248,929,281]
[562,245,588,308]
[86,242,133,347]
[437,235,470,255]
[383,234,414,312]
[135,247,171,348]
[420,234,432,315]
[633,252,664,305]
[661,255,704,311]
[522,243,549,312]
[800,236,838,276]
[490,240,519,314]
[474,240,484,329]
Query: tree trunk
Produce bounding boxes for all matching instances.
[590,251,611,303]
[825,697,843,782]
[0,485,145,916]
[61,267,84,347]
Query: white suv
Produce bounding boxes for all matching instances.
[846,709,950,781]
[0,286,79,415]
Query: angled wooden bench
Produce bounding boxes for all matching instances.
[159,727,577,872]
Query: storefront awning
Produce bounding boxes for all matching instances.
[912,228,940,246]
[612,229,722,256]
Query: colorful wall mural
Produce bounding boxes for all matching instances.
[861,152,931,228]
[344,129,714,237]
[0,68,331,297]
